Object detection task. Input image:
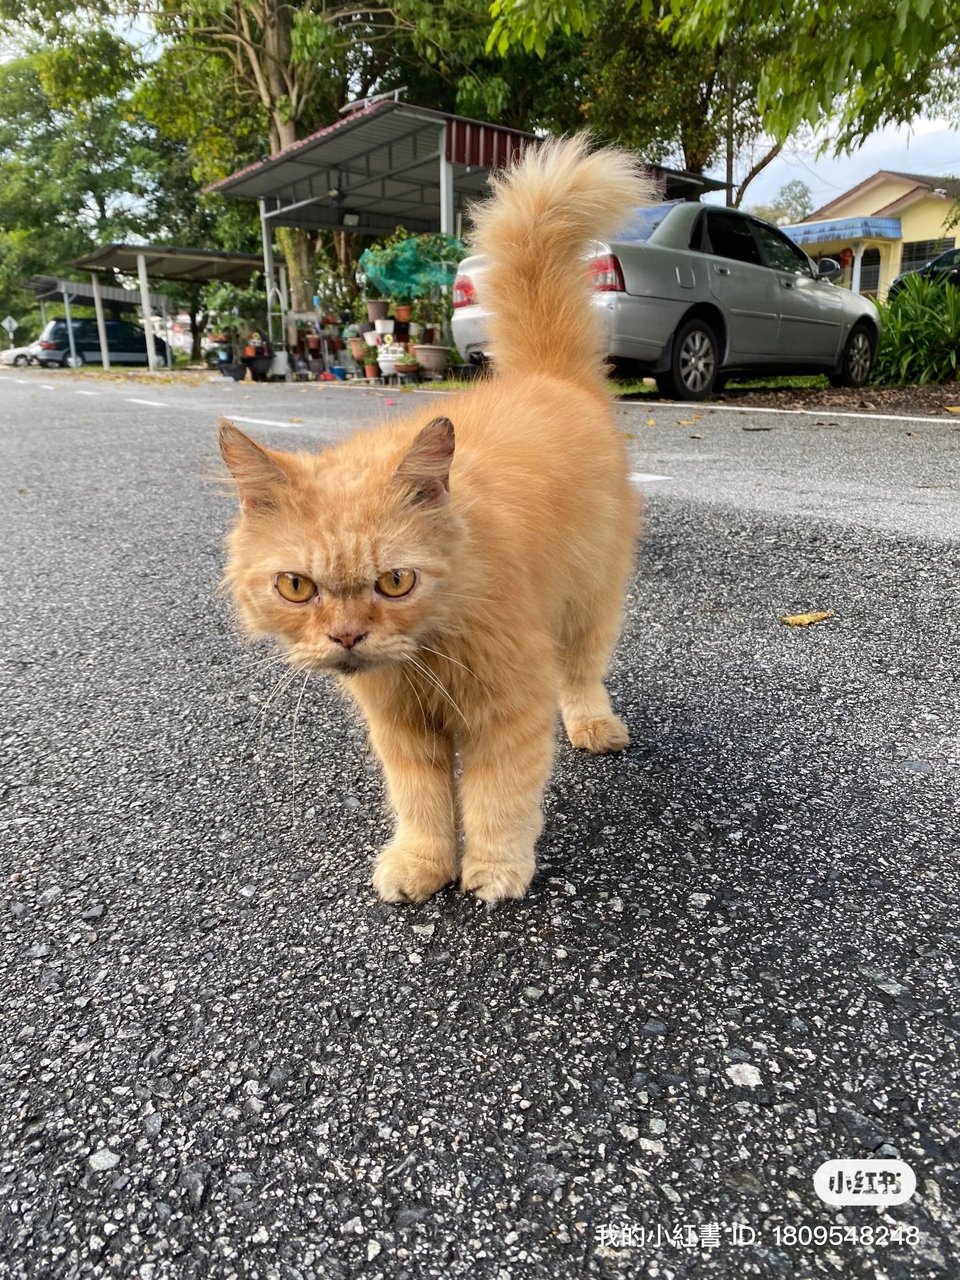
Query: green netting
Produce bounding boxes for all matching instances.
[358,233,465,298]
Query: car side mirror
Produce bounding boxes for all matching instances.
[817,258,842,280]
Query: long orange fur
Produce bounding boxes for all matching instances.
[219,135,652,903]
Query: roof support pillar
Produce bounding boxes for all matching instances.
[62,290,79,367]
[259,199,277,346]
[439,126,454,235]
[136,253,159,371]
[851,242,864,295]
[160,297,173,368]
[90,272,111,371]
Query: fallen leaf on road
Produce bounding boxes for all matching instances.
[646,417,657,427]
[743,425,773,432]
[946,406,960,413]
[690,433,703,439]
[780,610,834,627]
[622,431,635,439]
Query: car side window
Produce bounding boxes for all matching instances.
[703,210,763,266]
[688,212,708,252]
[751,222,812,276]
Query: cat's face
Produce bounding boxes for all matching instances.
[219,417,457,675]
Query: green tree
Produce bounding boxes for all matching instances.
[746,179,814,226]
[576,1,784,202]
[0,33,152,333]
[489,0,960,150]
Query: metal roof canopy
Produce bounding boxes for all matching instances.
[208,98,535,238]
[72,244,263,285]
[25,273,167,310]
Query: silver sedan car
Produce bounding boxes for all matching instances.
[452,201,880,400]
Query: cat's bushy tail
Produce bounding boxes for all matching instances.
[468,134,653,393]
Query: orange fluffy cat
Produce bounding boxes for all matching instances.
[219,136,650,903]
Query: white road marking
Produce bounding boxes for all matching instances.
[75,390,100,397]
[644,401,955,427]
[631,472,672,484]
[38,384,55,390]
[229,414,310,430]
[126,398,165,407]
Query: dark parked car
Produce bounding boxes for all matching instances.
[886,246,960,302]
[452,202,880,400]
[30,318,168,368]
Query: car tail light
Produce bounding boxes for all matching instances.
[38,340,58,349]
[453,274,477,308]
[589,254,625,292]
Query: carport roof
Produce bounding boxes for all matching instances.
[208,97,727,238]
[71,244,263,285]
[24,274,167,310]
[207,99,535,237]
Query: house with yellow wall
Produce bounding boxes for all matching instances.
[783,171,959,299]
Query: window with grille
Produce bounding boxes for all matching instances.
[901,238,955,273]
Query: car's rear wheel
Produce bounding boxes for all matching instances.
[828,323,875,388]
[656,318,719,400]
[62,351,85,368]
[12,353,28,366]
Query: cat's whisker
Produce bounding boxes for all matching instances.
[398,665,434,765]
[418,643,486,687]
[253,665,301,763]
[290,669,311,800]
[405,654,472,730]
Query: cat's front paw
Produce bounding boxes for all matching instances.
[372,838,456,904]
[460,853,535,904]
[566,713,630,754]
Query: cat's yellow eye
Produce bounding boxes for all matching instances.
[375,568,417,599]
[275,572,317,603]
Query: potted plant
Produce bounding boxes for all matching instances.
[392,294,413,323]
[365,295,388,322]
[411,343,450,376]
[395,353,420,378]
[361,343,380,378]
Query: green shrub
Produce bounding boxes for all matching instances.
[873,274,960,385]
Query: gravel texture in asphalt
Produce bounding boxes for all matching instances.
[1,371,958,1278]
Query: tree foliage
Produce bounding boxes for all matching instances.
[578,0,783,197]
[488,0,960,149]
[746,179,814,226]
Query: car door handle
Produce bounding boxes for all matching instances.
[714,265,731,275]
[780,279,796,289]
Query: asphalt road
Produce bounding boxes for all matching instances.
[2,368,958,1279]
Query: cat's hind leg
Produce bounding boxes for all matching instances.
[559,602,630,755]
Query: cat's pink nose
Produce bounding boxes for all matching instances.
[328,629,367,650]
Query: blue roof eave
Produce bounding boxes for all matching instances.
[783,216,902,246]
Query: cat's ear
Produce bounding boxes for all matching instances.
[219,419,290,512]
[393,417,455,509]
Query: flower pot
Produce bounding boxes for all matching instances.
[394,304,412,322]
[364,363,380,378]
[412,344,450,375]
[408,322,422,340]
[305,335,321,351]
[374,318,394,335]
[366,299,388,321]
[349,337,365,361]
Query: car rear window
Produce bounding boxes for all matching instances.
[614,202,683,243]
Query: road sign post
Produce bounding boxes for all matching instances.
[2,315,17,349]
